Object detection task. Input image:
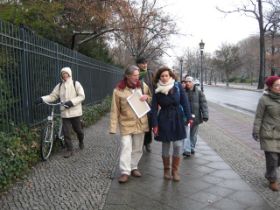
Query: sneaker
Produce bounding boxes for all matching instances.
[79,142,84,150]
[118,174,129,183]
[131,169,142,177]
[191,149,195,155]
[63,151,73,158]
[183,152,191,157]
[145,144,152,152]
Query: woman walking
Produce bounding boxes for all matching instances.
[253,76,280,191]
[151,66,192,181]
[109,65,151,183]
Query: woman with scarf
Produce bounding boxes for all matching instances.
[109,65,152,183]
[253,76,280,191]
[151,66,192,181]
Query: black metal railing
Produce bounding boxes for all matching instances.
[0,19,123,131]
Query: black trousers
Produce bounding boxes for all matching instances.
[265,151,280,182]
[144,112,152,146]
[62,116,84,151]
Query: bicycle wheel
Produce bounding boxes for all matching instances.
[40,123,54,161]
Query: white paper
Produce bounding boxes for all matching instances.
[127,90,151,118]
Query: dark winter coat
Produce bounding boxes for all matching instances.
[140,69,154,95]
[151,82,192,142]
[185,85,209,125]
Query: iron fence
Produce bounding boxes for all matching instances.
[0,19,123,132]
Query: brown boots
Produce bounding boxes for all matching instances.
[269,181,279,191]
[162,156,172,180]
[172,156,181,181]
[162,156,181,181]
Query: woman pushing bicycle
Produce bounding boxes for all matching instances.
[35,67,85,158]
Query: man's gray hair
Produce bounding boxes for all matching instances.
[185,76,194,82]
[124,65,139,76]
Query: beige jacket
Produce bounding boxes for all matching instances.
[42,67,85,118]
[109,83,151,135]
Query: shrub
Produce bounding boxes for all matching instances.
[82,95,112,127]
[0,126,40,191]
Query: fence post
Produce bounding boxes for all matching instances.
[75,51,78,80]
[19,25,31,125]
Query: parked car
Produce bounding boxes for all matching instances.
[194,79,200,86]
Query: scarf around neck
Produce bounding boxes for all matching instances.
[117,78,141,90]
[265,90,280,102]
[155,78,175,95]
[139,70,147,80]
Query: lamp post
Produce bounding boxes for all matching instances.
[180,58,183,82]
[199,40,205,92]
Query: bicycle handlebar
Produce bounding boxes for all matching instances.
[43,101,69,108]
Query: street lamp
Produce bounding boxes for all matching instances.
[180,58,183,82]
[199,40,205,92]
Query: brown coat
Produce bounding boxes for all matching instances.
[109,83,151,135]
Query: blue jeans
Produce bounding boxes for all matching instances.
[183,124,199,152]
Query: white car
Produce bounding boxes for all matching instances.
[194,79,200,86]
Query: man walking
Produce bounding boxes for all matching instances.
[136,57,154,152]
[182,76,208,157]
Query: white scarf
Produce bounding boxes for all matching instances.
[155,78,175,95]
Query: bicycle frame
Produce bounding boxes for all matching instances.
[40,101,64,161]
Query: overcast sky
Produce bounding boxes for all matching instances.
[159,0,259,65]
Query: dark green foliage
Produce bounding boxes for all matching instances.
[0,125,40,192]
[78,40,113,64]
[0,1,70,45]
[82,95,112,127]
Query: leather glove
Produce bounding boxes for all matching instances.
[252,133,260,142]
[203,118,208,122]
[64,101,74,108]
[35,97,43,105]
[153,126,159,136]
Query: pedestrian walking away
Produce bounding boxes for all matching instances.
[109,65,152,184]
[253,75,280,191]
[182,76,208,157]
[151,66,192,181]
[35,67,85,158]
[136,57,154,152]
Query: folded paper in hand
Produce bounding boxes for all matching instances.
[127,91,151,118]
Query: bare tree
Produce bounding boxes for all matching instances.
[212,44,242,87]
[113,0,177,61]
[238,36,260,84]
[217,0,280,89]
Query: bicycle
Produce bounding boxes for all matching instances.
[40,101,65,161]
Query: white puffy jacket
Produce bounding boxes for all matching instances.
[42,67,85,118]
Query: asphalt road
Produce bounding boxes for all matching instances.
[204,86,263,114]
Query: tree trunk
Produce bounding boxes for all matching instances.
[226,73,229,87]
[257,0,265,89]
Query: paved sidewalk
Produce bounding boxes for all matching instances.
[1,102,279,210]
[103,138,274,210]
[199,102,280,209]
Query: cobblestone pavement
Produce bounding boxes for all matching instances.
[199,102,280,209]
[0,114,119,210]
